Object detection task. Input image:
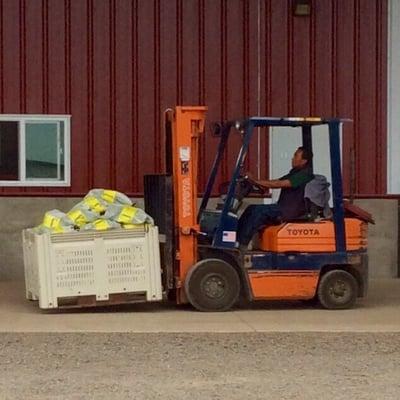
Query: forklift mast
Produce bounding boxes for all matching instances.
[144,106,206,304]
[170,107,206,302]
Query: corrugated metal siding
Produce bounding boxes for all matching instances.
[0,0,387,196]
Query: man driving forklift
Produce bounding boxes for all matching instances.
[238,146,314,248]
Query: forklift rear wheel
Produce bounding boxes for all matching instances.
[185,258,240,312]
[317,269,358,309]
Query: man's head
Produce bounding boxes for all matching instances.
[291,146,313,169]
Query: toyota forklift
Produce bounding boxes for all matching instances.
[144,106,372,312]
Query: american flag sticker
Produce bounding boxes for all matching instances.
[222,231,236,242]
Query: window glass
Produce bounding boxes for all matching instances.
[0,121,19,180]
[269,125,342,206]
[25,122,61,180]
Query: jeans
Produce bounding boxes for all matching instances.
[237,204,282,245]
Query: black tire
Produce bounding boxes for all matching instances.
[317,269,358,310]
[185,258,240,312]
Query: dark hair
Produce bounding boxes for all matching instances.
[297,146,313,165]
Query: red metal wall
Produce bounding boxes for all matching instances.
[0,0,387,196]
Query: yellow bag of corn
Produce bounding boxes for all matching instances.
[113,205,154,225]
[80,195,108,214]
[86,189,132,206]
[66,207,98,228]
[102,204,123,220]
[122,223,146,230]
[39,210,75,233]
[82,219,120,231]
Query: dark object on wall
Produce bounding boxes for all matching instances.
[293,0,311,16]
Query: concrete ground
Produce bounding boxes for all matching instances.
[1,279,400,399]
[1,279,400,333]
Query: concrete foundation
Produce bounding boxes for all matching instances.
[354,199,399,278]
[0,197,398,280]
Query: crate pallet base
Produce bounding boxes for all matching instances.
[41,291,150,309]
[23,226,163,310]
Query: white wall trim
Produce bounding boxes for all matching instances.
[388,0,400,194]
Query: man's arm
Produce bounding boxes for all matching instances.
[245,173,292,189]
[246,169,312,190]
[252,178,292,189]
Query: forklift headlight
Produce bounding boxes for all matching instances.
[234,119,246,133]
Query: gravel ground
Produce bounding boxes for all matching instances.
[0,333,399,400]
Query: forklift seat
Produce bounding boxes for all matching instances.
[281,175,332,223]
[303,174,331,219]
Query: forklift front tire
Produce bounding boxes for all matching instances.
[317,269,358,310]
[185,258,240,312]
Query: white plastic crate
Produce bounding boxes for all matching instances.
[23,225,163,309]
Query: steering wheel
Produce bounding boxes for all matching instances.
[239,175,266,196]
[217,175,266,212]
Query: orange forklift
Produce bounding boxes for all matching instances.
[144,106,373,312]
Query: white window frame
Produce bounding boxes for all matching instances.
[0,114,71,187]
[388,0,400,194]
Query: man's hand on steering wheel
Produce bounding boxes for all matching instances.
[240,173,266,195]
[218,173,267,200]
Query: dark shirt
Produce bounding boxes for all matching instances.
[278,167,314,219]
